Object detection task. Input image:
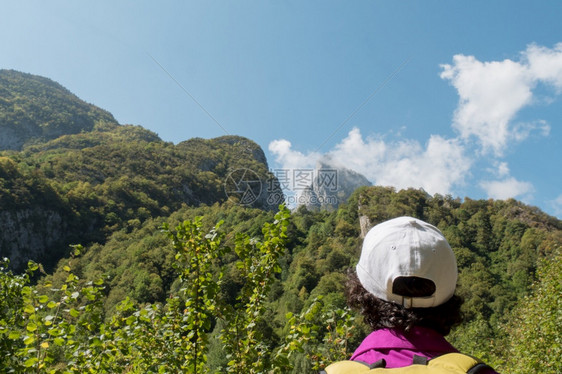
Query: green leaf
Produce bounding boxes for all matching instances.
[24,357,38,367]
[72,245,82,256]
[26,322,38,332]
[47,328,60,336]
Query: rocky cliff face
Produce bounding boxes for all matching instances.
[299,161,371,210]
[0,208,69,270]
[0,124,28,150]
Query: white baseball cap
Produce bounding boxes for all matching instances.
[356,216,457,308]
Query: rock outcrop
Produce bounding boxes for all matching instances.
[299,161,371,210]
[0,208,70,270]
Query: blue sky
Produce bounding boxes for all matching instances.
[1,1,561,217]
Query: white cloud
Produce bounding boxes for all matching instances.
[497,162,510,177]
[270,43,562,207]
[525,42,562,90]
[440,43,562,155]
[551,194,562,217]
[440,55,533,155]
[512,120,551,142]
[479,177,534,201]
[268,139,321,170]
[327,127,388,173]
[269,128,472,196]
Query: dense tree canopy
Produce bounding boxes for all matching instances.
[1,126,281,270]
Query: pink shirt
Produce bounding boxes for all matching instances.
[351,327,498,373]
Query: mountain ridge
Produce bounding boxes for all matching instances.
[0,69,119,150]
[0,71,283,270]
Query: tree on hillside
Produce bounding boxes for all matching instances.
[499,247,561,373]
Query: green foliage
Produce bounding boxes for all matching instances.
[0,253,106,373]
[1,129,281,272]
[447,316,496,366]
[224,206,290,373]
[0,69,118,151]
[44,203,276,315]
[1,188,561,373]
[278,297,359,373]
[498,247,562,373]
[0,207,295,373]
[0,156,65,210]
[162,217,227,372]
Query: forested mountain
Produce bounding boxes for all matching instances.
[0,71,282,271]
[0,71,560,373]
[0,69,118,150]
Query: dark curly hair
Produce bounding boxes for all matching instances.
[345,271,464,336]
